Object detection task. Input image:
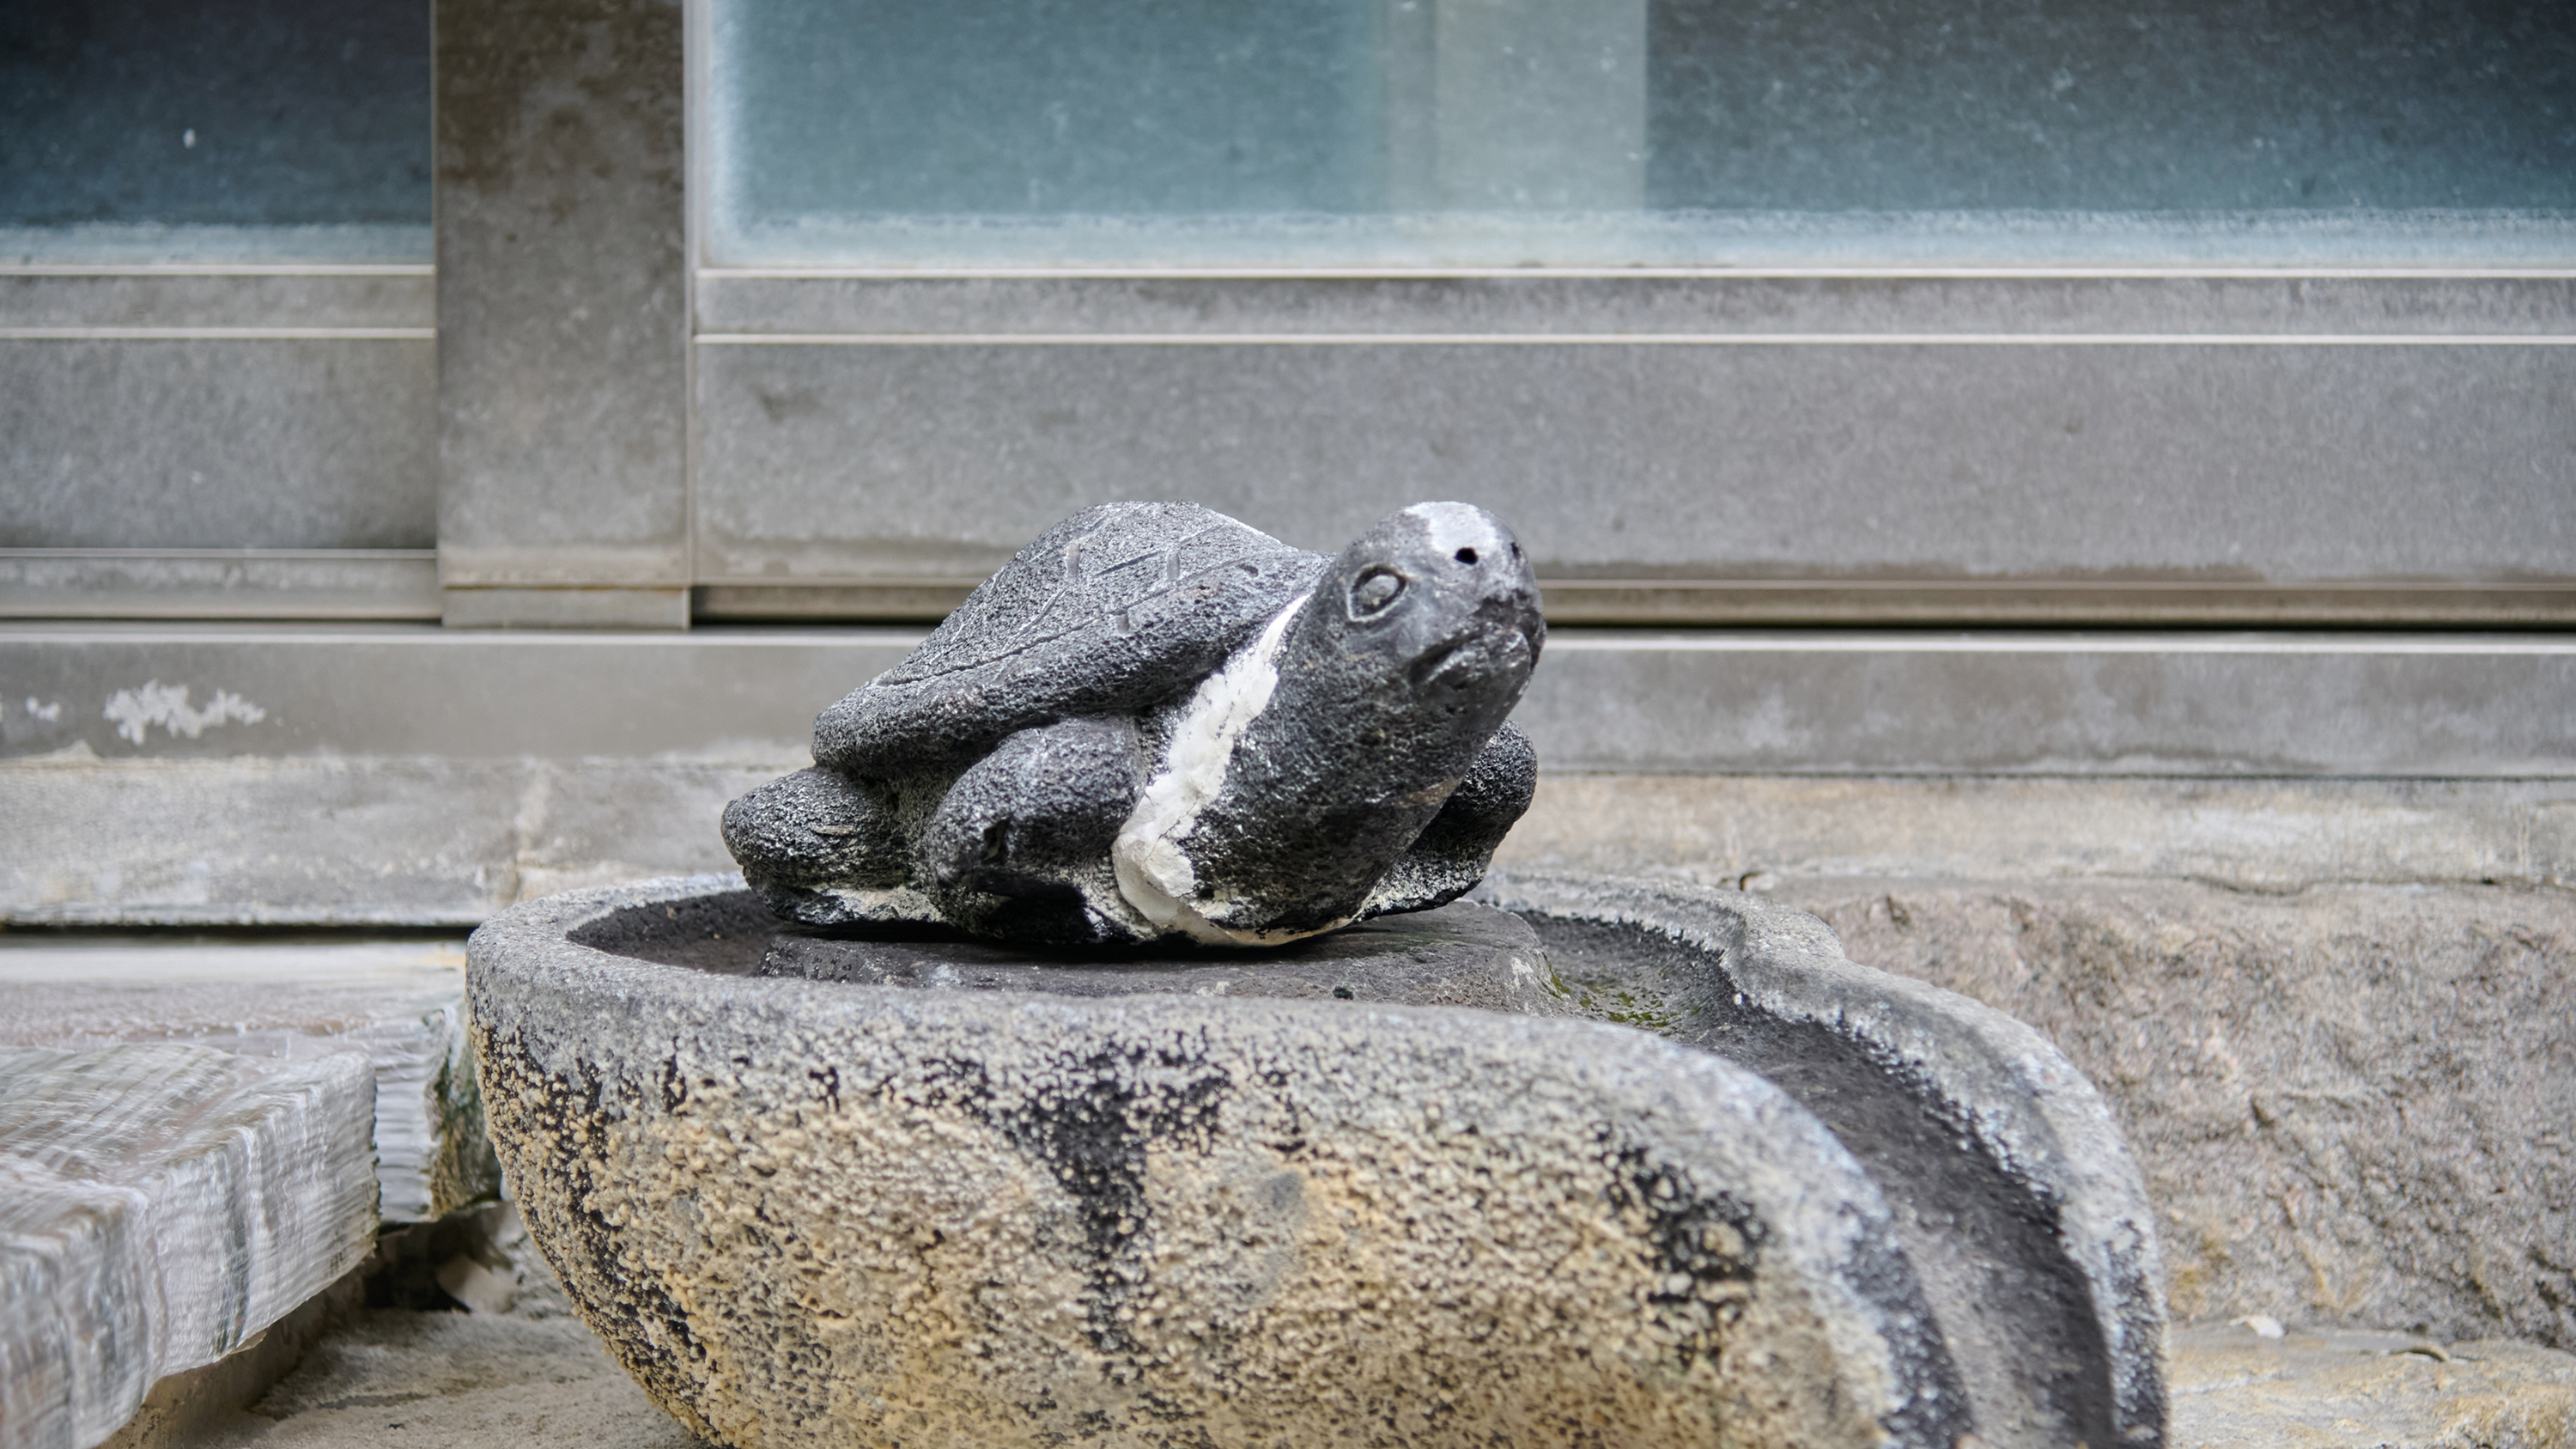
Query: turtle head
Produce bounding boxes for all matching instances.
[1147,503,1542,936]
[1309,502,1545,714]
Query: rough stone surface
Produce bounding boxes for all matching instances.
[0,1044,380,1449]
[471,877,2000,1448]
[2168,1320,2576,1449]
[1480,873,2168,1447]
[724,500,1546,947]
[1776,877,2576,1352]
[0,938,498,1221]
[467,872,2168,1447]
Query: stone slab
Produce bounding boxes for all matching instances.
[0,938,497,1222]
[0,1044,380,1449]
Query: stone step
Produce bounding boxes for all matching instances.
[0,1043,380,1449]
[0,938,497,1222]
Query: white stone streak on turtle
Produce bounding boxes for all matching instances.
[1402,499,1498,558]
[1113,593,1346,947]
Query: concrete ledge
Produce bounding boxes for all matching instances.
[3,760,2570,927]
[3,624,2571,773]
[1,624,2570,922]
[0,552,440,622]
[1498,775,2576,893]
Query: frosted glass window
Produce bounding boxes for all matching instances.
[0,0,432,262]
[711,0,2576,266]
[1646,1,2576,214]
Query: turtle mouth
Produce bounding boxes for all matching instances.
[1409,625,1535,692]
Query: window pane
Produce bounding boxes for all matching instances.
[709,0,2576,266]
[0,0,432,262]
[1646,0,2576,214]
[720,0,1387,218]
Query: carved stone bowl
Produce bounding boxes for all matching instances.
[467,873,2168,1449]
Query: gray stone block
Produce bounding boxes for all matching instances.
[0,339,434,551]
[0,939,501,1221]
[433,0,688,600]
[0,1044,379,1449]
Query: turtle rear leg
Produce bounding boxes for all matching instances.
[1359,721,1538,919]
[721,766,924,927]
[917,717,1150,946]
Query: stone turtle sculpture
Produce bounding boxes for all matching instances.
[723,500,1546,947]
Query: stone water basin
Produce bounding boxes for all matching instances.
[467,872,2167,1449]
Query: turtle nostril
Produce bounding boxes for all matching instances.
[1455,547,1479,564]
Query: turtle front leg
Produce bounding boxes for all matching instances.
[916,717,1151,947]
[720,766,929,928]
[1358,721,1538,919]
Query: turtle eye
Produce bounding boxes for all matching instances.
[1349,568,1405,618]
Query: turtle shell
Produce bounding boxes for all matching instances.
[814,501,1328,776]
